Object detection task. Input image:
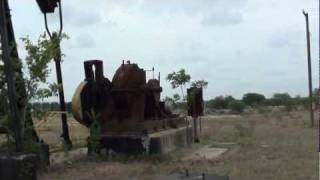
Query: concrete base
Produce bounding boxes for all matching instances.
[182,146,228,161]
[0,154,39,180]
[99,126,193,154]
[149,126,194,154]
[153,173,229,180]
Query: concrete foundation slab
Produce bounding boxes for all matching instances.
[182,145,228,161]
[0,154,39,180]
[99,126,193,154]
[153,173,229,180]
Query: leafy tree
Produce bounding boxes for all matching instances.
[242,93,266,107]
[164,93,181,108]
[0,32,68,149]
[290,89,319,109]
[269,93,292,106]
[21,32,68,101]
[207,96,223,109]
[163,97,174,110]
[228,100,245,113]
[173,93,181,102]
[290,95,308,108]
[191,80,208,89]
[166,69,191,100]
[225,96,236,105]
[207,95,235,109]
[164,94,181,103]
[269,93,294,111]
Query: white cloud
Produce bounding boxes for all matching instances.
[75,34,95,48]
[63,5,102,27]
[8,0,319,101]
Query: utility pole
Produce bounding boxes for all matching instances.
[0,0,23,152]
[303,10,315,127]
[318,0,320,151]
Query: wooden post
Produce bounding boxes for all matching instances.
[193,100,200,143]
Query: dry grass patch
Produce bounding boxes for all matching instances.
[39,110,318,180]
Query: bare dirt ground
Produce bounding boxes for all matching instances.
[38,110,318,180]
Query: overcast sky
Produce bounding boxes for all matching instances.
[9,0,319,101]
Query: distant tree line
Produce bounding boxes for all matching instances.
[30,102,72,114]
[206,89,318,113]
[28,88,318,116]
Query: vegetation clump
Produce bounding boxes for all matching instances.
[0,32,68,152]
[227,100,245,114]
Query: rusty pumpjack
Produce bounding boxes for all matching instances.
[72,60,191,154]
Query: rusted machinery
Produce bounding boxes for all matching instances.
[72,60,188,153]
[187,87,204,142]
[187,87,204,118]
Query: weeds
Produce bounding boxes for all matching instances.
[257,106,272,115]
[234,124,255,146]
[201,122,255,147]
[39,111,318,180]
[86,109,101,156]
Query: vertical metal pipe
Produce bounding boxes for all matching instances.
[42,1,72,148]
[0,0,23,152]
[58,0,63,36]
[44,13,52,38]
[303,11,315,127]
[53,33,72,147]
[202,173,206,180]
[199,116,202,133]
[193,100,199,142]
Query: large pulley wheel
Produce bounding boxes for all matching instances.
[71,81,89,126]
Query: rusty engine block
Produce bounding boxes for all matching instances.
[72,60,185,137]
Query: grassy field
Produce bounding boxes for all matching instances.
[38,110,318,180]
[34,114,89,151]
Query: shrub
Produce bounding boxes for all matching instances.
[228,100,245,113]
[242,93,266,107]
[269,93,294,112]
[207,95,235,109]
[257,106,272,115]
[234,124,255,146]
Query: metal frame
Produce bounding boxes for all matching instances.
[43,0,63,38]
[0,0,23,151]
